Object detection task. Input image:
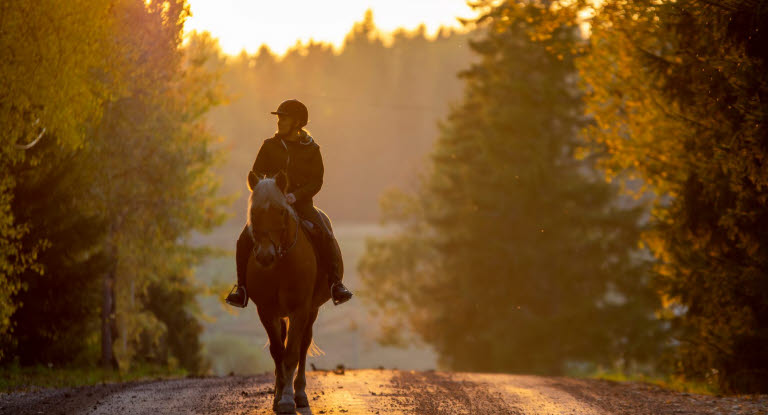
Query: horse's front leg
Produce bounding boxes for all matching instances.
[294,308,319,408]
[275,312,309,414]
[258,312,285,412]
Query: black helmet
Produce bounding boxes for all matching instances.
[271,99,308,127]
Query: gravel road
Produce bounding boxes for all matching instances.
[2,369,767,414]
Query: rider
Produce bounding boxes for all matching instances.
[225,99,354,308]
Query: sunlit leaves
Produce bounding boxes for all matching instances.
[83,0,228,369]
[0,0,227,369]
[0,0,114,358]
[577,0,768,392]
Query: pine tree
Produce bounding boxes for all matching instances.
[579,0,768,392]
[6,140,108,365]
[359,1,662,374]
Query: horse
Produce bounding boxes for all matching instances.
[244,170,337,413]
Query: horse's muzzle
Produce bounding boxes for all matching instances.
[254,244,276,267]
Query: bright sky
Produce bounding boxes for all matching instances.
[184,0,478,56]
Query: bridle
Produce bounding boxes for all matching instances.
[251,207,299,260]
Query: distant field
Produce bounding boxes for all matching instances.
[193,222,437,375]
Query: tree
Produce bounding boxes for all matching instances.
[578,0,768,392]
[359,0,662,374]
[0,0,114,357]
[0,1,227,371]
[5,139,107,365]
[85,0,228,370]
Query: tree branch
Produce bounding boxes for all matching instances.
[15,127,46,150]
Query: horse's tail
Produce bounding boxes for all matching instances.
[307,338,324,357]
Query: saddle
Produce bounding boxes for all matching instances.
[299,207,334,241]
[298,208,334,269]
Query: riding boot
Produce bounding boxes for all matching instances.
[226,225,251,308]
[317,228,353,306]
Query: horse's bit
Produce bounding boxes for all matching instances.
[251,209,299,260]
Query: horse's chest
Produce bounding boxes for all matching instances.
[249,259,316,312]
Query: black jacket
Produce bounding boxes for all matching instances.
[251,131,323,205]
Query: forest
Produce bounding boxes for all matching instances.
[207,10,474,223]
[2,0,767,395]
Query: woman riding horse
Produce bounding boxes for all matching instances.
[225,99,353,308]
[244,172,333,412]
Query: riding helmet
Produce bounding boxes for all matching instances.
[271,99,308,127]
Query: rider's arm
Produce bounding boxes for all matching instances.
[292,148,323,202]
[251,139,275,177]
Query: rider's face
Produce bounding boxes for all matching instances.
[277,114,297,135]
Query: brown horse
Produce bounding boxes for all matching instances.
[244,170,336,413]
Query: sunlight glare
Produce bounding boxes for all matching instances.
[184,0,477,56]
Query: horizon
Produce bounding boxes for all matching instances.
[183,0,480,56]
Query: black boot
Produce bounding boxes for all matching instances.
[225,285,247,308]
[330,280,353,306]
[226,226,251,308]
[318,230,353,306]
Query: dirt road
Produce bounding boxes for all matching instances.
[2,369,767,414]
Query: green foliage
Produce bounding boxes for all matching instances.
[4,138,107,365]
[0,0,113,158]
[139,276,209,373]
[578,0,768,393]
[203,334,273,375]
[83,0,229,371]
[0,361,189,393]
[0,0,114,357]
[359,1,662,374]
[582,368,719,396]
[1,0,229,374]
[0,178,32,359]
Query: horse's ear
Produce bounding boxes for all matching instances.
[274,171,289,194]
[247,171,260,192]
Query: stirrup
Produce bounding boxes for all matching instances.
[330,281,353,306]
[225,284,248,308]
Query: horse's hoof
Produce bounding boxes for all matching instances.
[295,394,309,408]
[276,401,296,414]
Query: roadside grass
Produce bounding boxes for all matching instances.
[581,369,719,396]
[0,362,189,393]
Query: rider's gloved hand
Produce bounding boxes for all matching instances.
[285,193,296,204]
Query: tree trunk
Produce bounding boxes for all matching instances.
[100,236,118,370]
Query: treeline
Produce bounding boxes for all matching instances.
[207,10,475,224]
[360,0,768,393]
[0,1,226,372]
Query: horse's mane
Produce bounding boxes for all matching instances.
[247,177,297,227]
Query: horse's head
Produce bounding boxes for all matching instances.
[246,170,293,268]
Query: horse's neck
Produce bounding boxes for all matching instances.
[287,213,306,250]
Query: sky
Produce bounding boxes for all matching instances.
[184,0,479,56]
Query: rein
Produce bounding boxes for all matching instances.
[251,207,300,260]
[276,212,299,259]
